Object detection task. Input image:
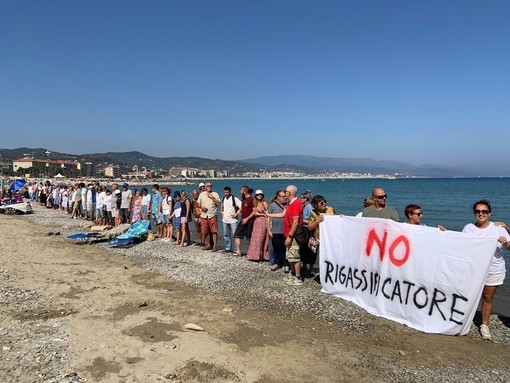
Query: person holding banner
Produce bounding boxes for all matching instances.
[307,195,336,258]
[495,221,510,235]
[362,187,399,221]
[462,199,510,340]
[404,204,423,225]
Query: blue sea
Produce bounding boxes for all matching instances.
[166,177,510,231]
[153,177,510,316]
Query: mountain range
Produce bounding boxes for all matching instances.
[241,155,470,177]
[0,147,470,177]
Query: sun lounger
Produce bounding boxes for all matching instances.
[108,220,150,248]
[67,224,131,244]
[0,202,33,215]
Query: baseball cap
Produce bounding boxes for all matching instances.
[122,182,129,188]
[199,183,205,188]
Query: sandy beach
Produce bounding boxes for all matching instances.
[2,204,510,382]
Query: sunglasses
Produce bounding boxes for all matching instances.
[374,195,387,199]
[474,209,490,215]
[318,200,327,206]
[413,212,423,216]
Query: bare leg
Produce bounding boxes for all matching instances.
[194,219,202,245]
[481,285,498,324]
[180,222,188,246]
[167,223,173,240]
[234,237,241,255]
[293,261,302,280]
[212,233,218,251]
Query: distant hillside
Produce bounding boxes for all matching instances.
[0,148,258,175]
[240,155,471,177]
[0,148,472,177]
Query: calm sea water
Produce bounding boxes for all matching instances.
[164,177,510,231]
[152,177,510,316]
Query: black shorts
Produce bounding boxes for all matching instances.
[234,220,254,240]
[119,208,130,222]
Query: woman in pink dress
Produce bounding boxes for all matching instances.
[246,190,269,262]
[131,190,143,223]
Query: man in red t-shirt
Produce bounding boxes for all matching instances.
[284,185,303,286]
[233,186,255,256]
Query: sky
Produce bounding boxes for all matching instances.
[1,1,509,175]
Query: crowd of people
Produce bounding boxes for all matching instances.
[21,180,510,340]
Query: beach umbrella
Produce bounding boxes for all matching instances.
[9,179,27,191]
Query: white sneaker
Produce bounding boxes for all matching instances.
[286,276,303,286]
[480,324,492,340]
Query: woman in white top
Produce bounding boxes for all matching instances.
[141,188,151,221]
[462,199,510,341]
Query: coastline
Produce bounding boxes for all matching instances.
[1,204,510,382]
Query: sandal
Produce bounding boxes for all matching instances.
[233,252,241,257]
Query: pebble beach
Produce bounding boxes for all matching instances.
[2,202,510,382]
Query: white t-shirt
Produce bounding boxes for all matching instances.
[161,196,173,215]
[104,195,112,212]
[86,189,93,208]
[81,187,87,205]
[462,222,510,275]
[121,189,133,209]
[97,191,106,210]
[142,194,151,207]
[222,195,242,224]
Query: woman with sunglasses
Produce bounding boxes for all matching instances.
[462,199,510,341]
[404,204,423,225]
[307,195,336,266]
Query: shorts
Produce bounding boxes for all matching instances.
[111,207,118,218]
[201,215,218,234]
[286,239,300,263]
[162,214,171,224]
[119,208,130,222]
[73,201,81,211]
[181,217,188,225]
[173,216,182,230]
[485,273,505,286]
[141,206,148,215]
[234,220,253,240]
[96,208,105,218]
[152,212,163,225]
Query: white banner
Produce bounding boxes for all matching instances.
[320,216,498,335]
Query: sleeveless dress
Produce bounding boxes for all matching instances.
[131,198,142,223]
[246,206,269,261]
